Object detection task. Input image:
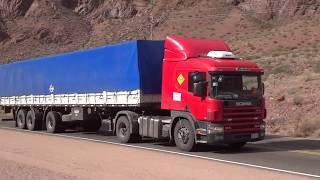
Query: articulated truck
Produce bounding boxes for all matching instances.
[0,36,266,151]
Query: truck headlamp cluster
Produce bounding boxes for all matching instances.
[254,122,266,130]
[207,123,224,134]
[260,122,266,130]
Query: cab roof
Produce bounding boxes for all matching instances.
[164,36,263,73]
[164,36,231,61]
[186,57,263,73]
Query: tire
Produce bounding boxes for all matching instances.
[46,111,63,133]
[228,142,247,149]
[116,116,136,143]
[17,109,27,129]
[174,119,196,152]
[26,110,43,131]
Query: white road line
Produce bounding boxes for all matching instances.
[1,126,319,179]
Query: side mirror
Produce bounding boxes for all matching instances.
[193,81,207,98]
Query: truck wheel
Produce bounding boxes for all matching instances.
[174,119,195,151]
[228,142,247,149]
[17,109,27,129]
[26,110,43,131]
[116,116,135,143]
[46,111,63,133]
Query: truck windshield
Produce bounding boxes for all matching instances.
[210,73,262,100]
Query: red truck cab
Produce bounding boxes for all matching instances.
[161,36,266,150]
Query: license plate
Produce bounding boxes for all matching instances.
[236,101,252,106]
[251,133,259,139]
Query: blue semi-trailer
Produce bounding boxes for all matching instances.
[0,37,266,151]
[0,40,167,136]
[0,40,164,97]
[0,40,168,140]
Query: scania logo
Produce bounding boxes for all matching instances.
[236,102,252,106]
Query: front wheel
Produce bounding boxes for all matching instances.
[174,119,195,151]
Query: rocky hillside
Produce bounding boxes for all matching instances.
[238,0,320,20]
[0,0,320,137]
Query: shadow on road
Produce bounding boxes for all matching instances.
[1,119,319,155]
[193,138,320,154]
[151,135,320,154]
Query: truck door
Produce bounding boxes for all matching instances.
[187,71,208,120]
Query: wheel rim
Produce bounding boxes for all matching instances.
[27,116,33,126]
[47,117,54,129]
[177,126,190,144]
[119,122,127,137]
[18,115,24,126]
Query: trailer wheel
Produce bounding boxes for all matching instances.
[46,111,63,133]
[17,109,27,129]
[228,142,247,149]
[26,110,43,131]
[116,116,136,143]
[174,119,195,152]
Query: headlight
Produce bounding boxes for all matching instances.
[254,122,266,130]
[207,123,224,134]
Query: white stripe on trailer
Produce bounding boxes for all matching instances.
[0,90,161,106]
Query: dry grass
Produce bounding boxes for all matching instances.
[293,118,320,137]
[301,72,320,82]
[314,62,320,73]
[272,64,292,74]
[292,96,303,106]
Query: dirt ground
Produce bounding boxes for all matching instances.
[0,129,313,180]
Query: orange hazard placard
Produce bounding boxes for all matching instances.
[177,73,185,85]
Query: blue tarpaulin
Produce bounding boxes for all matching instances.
[0,40,164,97]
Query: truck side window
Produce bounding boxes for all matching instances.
[188,72,206,93]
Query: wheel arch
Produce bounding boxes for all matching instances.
[170,111,198,143]
[113,110,139,135]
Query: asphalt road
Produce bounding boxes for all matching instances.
[0,119,319,178]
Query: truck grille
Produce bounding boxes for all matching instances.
[224,121,260,133]
[223,107,262,121]
[222,107,263,133]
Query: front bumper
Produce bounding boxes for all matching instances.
[196,122,265,144]
[204,132,265,144]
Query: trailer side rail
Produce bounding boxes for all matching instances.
[0,90,161,107]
